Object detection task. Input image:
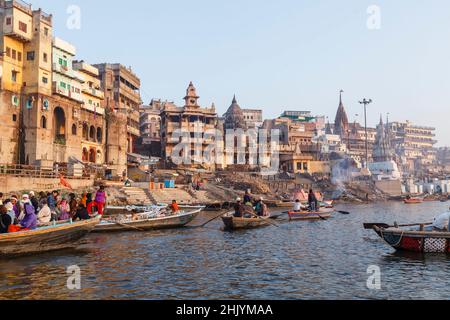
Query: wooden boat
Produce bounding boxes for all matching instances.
[288,209,333,221]
[404,198,424,204]
[0,217,101,257]
[369,224,450,253]
[222,212,272,231]
[94,207,203,233]
[106,204,204,216]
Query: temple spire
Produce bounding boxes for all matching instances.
[232,94,237,104]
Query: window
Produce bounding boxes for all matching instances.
[44,27,49,36]
[60,82,66,89]
[11,49,16,60]
[42,77,48,84]
[19,21,27,33]
[43,53,47,63]
[12,114,17,122]
[5,47,11,57]
[17,52,22,62]
[11,71,17,83]
[27,51,35,61]
[41,116,47,129]
[72,124,77,135]
[6,17,11,25]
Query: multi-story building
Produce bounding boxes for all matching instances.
[160,82,218,170]
[242,108,263,129]
[0,0,32,164]
[73,60,106,164]
[95,63,141,154]
[387,120,437,172]
[138,99,162,157]
[263,113,321,174]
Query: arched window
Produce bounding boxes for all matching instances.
[96,127,103,143]
[82,148,88,162]
[89,126,95,141]
[72,124,77,135]
[41,116,47,129]
[53,107,66,144]
[82,124,89,140]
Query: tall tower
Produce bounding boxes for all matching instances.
[184,81,199,107]
[334,90,349,137]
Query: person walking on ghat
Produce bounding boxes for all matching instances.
[95,186,107,216]
[308,189,318,212]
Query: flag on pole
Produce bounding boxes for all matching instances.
[60,175,73,190]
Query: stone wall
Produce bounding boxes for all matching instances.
[0,176,94,193]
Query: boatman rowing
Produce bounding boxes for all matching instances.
[432,208,450,231]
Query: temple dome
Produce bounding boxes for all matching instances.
[224,95,247,130]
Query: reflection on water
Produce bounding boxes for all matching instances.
[1,201,450,300]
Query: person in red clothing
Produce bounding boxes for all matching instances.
[86,200,98,216]
[170,200,180,215]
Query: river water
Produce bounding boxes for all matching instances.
[1,201,450,300]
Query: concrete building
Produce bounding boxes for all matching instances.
[138,99,162,157]
[387,120,437,173]
[73,60,106,164]
[95,63,141,154]
[0,0,34,164]
[242,108,263,129]
[160,82,218,170]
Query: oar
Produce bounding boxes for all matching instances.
[337,210,350,215]
[313,211,327,221]
[106,220,145,232]
[196,212,227,228]
[248,212,280,228]
[269,212,288,220]
[363,222,433,230]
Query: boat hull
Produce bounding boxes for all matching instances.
[404,199,423,204]
[288,211,332,221]
[93,210,201,233]
[222,213,270,231]
[0,217,100,257]
[374,226,450,253]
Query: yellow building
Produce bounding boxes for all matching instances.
[0,0,33,164]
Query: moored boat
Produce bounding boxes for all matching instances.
[221,212,272,231]
[368,224,450,253]
[94,207,204,233]
[0,217,101,257]
[404,198,424,204]
[288,209,333,221]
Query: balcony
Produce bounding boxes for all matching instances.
[83,87,104,99]
[116,81,141,102]
[127,125,140,137]
[53,63,76,78]
[82,103,105,116]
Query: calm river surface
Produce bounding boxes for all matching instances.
[1,201,450,300]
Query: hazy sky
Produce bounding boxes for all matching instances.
[31,0,450,145]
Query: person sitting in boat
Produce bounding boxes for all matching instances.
[57,198,71,221]
[432,209,450,231]
[3,201,16,224]
[234,198,245,218]
[21,194,36,218]
[37,199,52,225]
[244,190,253,206]
[0,205,12,234]
[255,198,269,217]
[293,199,303,212]
[73,204,91,221]
[308,189,318,212]
[170,200,180,215]
[19,199,38,230]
